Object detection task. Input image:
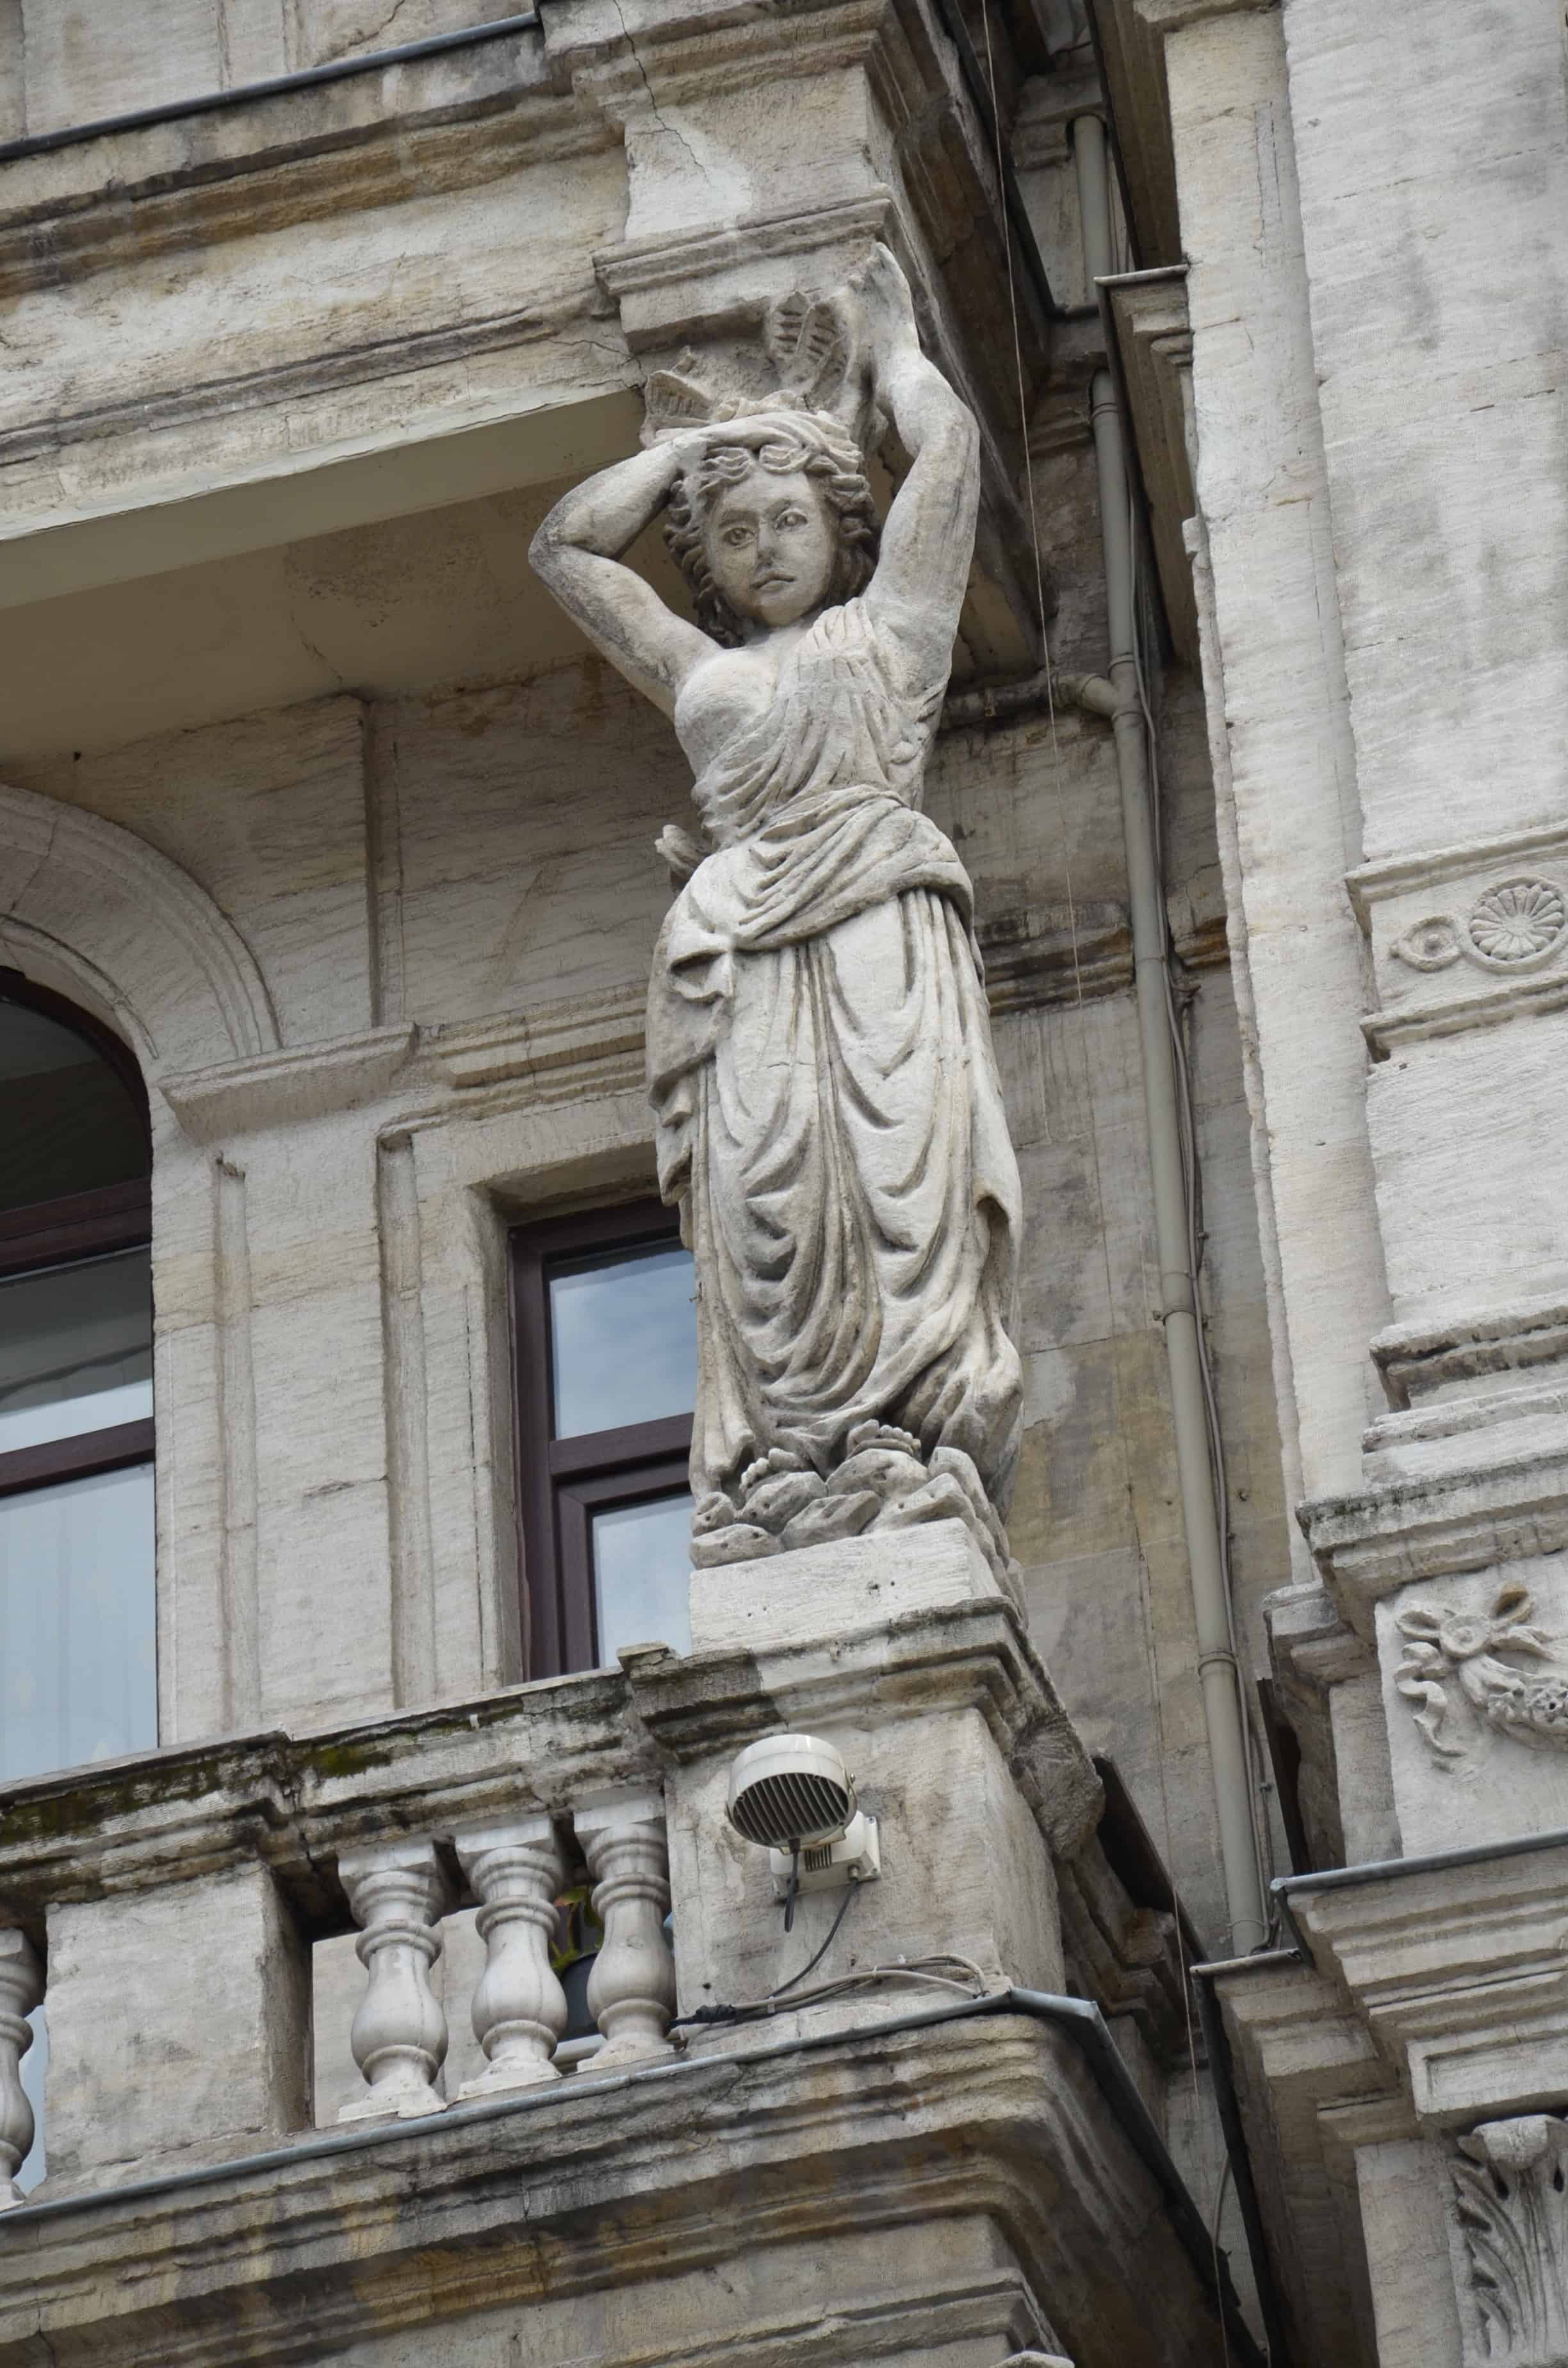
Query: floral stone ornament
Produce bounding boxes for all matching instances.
[1395,1581,1568,1761]
[1389,874,1568,978]
[1467,876,1568,966]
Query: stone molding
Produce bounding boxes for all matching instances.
[1300,1449,1568,1632]
[1371,1290,1568,1411]
[0,275,602,477]
[161,1024,416,1141]
[627,1590,1104,1863]
[428,983,646,1099]
[0,2016,1229,2368]
[1101,265,1198,662]
[0,780,279,1069]
[1349,821,1568,1053]
[1132,0,1275,24]
[592,190,898,329]
[0,26,576,296]
[0,1585,1104,1905]
[1205,1950,1392,2368]
[1284,1839,1568,2129]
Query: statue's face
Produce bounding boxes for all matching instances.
[702,466,839,630]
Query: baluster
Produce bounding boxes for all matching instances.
[575,1788,676,2070]
[0,1930,42,2209]
[453,1816,567,2097]
[338,1841,449,2123]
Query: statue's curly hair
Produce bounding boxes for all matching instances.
[664,410,879,646]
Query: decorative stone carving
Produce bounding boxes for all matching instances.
[453,1816,568,2099]
[1387,876,1568,977]
[574,1789,676,2071]
[1395,1583,1568,1761]
[1391,915,1463,971]
[1467,879,1568,968]
[0,1931,42,2210]
[338,1841,449,2123]
[1454,2116,1568,2365]
[530,245,1024,1586]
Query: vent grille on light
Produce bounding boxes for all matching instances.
[729,1768,851,1849]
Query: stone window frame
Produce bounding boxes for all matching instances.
[509,1197,692,1678]
[0,970,154,1504]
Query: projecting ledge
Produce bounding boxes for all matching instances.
[0,2010,1253,2368]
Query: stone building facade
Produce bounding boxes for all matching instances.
[0,3,1561,2365]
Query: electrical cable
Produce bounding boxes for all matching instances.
[675,1953,989,2030]
[768,1879,856,1997]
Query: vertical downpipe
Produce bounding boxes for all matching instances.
[1074,112,1268,1952]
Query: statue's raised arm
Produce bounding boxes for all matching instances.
[528,245,1025,1600]
[848,243,981,686]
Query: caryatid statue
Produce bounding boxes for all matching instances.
[531,245,1024,1587]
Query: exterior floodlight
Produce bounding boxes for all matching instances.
[726,1732,881,1899]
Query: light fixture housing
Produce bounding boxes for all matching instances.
[726,1732,881,1898]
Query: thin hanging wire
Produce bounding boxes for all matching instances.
[976,0,1083,1010]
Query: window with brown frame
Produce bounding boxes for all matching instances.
[510,1199,698,1678]
[0,970,158,1786]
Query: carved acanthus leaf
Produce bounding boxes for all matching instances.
[1454,2116,1568,2365]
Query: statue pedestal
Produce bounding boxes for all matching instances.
[688,1517,1005,1654]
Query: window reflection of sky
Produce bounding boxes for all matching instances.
[592,1493,694,1664]
[0,1462,157,1783]
[548,1244,696,1438]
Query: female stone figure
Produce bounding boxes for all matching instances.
[530,247,1022,1577]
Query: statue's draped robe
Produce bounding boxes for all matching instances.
[647,596,1023,1512]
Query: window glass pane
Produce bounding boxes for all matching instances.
[548,1242,696,1438]
[0,1461,157,1782]
[591,1490,693,1666]
[0,1250,152,1454]
[0,1003,145,1212]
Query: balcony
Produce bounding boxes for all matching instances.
[0,1528,1255,2365]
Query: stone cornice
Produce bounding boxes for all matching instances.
[0,1668,651,1921]
[1205,1950,1398,2368]
[1283,1839,1568,2127]
[627,1595,1104,1860]
[1300,1446,1568,1634]
[0,1597,1100,1907]
[160,1023,416,1140]
[0,2015,1237,2368]
[0,28,578,293]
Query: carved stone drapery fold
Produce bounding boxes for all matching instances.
[1453,2116,1568,2365]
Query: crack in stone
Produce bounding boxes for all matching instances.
[607,0,715,194]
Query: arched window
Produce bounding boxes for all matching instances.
[0,969,157,1786]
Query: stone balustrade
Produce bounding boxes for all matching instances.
[0,1659,677,2198]
[0,1525,1193,2213]
[332,1798,676,2129]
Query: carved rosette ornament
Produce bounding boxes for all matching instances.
[1391,876,1568,978]
[1396,1583,1568,1761]
[1468,878,1568,967]
[530,247,1025,1596]
[1454,2117,1568,2366]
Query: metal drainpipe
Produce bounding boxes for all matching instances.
[1070,111,1268,1953]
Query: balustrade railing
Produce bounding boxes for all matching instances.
[0,1664,682,2205]
[332,1790,674,2126]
